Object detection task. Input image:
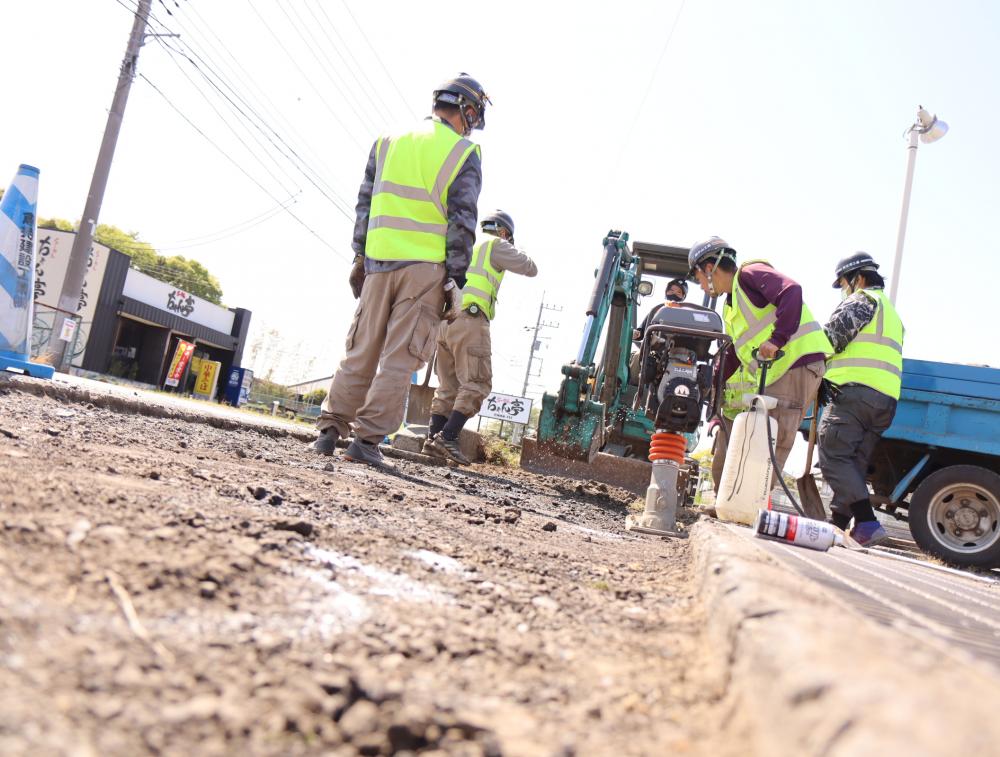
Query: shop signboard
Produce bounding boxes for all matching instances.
[164,339,195,387]
[479,392,533,425]
[193,359,221,399]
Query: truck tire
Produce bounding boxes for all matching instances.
[909,465,1000,568]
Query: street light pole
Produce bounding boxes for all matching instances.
[51,0,152,369]
[888,105,948,304]
[889,128,920,303]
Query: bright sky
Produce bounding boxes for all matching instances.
[3,0,998,470]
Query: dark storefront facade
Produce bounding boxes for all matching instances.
[72,242,251,398]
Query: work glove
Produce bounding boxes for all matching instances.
[442,278,463,322]
[348,256,366,299]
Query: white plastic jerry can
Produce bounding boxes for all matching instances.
[715,396,777,526]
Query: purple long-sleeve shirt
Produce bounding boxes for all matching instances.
[720,263,825,381]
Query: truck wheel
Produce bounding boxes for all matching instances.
[909,465,1000,568]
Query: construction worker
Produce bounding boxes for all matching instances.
[423,210,537,464]
[635,278,689,341]
[819,253,904,546]
[689,237,833,481]
[309,74,491,467]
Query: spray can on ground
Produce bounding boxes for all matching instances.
[754,509,843,552]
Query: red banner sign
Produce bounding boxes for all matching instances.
[164,339,195,387]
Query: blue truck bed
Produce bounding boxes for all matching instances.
[883,359,1000,457]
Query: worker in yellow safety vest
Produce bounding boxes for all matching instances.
[423,210,537,464]
[818,252,904,546]
[309,74,491,468]
[688,236,833,483]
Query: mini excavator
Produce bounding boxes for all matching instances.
[520,231,731,533]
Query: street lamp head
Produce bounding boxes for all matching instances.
[915,105,948,144]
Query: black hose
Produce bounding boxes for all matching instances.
[756,396,807,517]
[751,347,806,517]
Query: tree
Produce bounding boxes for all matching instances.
[35,217,224,305]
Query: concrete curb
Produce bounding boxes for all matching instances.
[689,519,1000,755]
[2,374,316,443]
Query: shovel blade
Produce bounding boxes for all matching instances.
[795,474,828,521]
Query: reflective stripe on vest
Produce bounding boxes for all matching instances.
[825,288,904,399]
[365,120,480,263]
[461,237,506,320]
[723,259,833,386]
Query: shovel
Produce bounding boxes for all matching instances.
[796,397,828,521]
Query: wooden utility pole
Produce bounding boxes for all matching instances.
[51,0,152,369]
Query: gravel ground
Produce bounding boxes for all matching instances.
[0,382,741,756]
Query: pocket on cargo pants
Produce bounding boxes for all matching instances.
[468,345,493,385]
[407,303,440,364]
[345,304,362,352]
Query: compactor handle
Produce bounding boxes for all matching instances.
[750,347,785,394]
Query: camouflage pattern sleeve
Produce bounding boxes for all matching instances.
[823,291,877,354]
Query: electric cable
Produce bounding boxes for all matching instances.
[138,73,352,261]
[338,0,418,120]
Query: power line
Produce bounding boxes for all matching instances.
[606,0,687,193]
[153,34,303,198]
[280,1,383,133]
[245,0,368,151]
[118,0,360,220]
[303,0,401,125]
[154,35,356,219]
[138,73,351,261]
[338,0,418,120]
[151,196,298,249]
[172,0,348,195]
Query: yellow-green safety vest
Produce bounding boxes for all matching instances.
[722,364,755,419]
[723,259,833,386]
[825,288,904,399]
[461,237,505,320]
[366,119,480,263]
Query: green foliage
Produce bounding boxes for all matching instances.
[37,216,75,232]
[252,377,293,400]
[481,433,520,467]
[35,217,224,305]
[302,388,327,405]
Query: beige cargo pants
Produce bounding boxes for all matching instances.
[712,360,824,491]
[430,310,493,418]
[318,263,444,444]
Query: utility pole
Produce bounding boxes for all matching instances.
[521,293,561,397]
[51,0,152,369]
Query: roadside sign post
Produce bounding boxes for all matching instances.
[478,392,533,444]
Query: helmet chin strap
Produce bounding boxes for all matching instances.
[705,251,723,297]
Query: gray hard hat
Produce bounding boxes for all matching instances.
[832,252,880,288]
[481,210,514,239]
[687,236,736,278]
[433,73,491,131]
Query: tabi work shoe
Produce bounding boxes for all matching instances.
[849,520,890,548]
[421,435,445,459]
[425,434,470,466]
[343,439,394,469]
[309,429,340,455]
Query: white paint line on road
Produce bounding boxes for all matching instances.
[306,546,453,606]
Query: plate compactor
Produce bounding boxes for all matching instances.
[520,231,730,534]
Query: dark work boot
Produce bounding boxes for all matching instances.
[309,429,340,455]
[343,438,394,470]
